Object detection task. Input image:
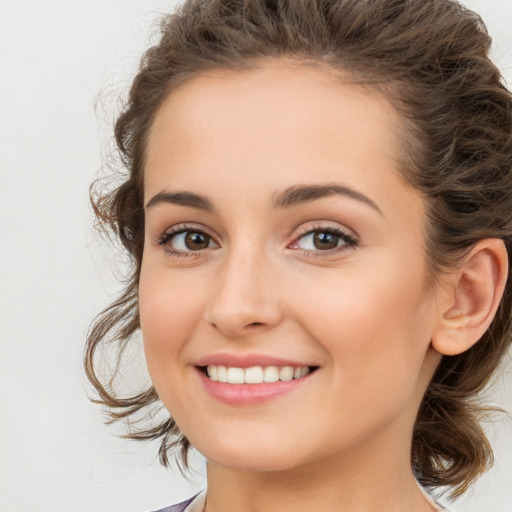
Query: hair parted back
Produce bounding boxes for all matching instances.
[86,0,512,498]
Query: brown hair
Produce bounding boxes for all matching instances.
[85,0,512,497]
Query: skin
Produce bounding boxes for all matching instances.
[139,61,454,511]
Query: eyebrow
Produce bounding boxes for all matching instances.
[145,183,382,215]
[146,191,213,211]
[272,184,382,215]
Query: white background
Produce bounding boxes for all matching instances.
[1,1,511,511]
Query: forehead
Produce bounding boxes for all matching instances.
[147,61,402,157]
[144,61,417,219]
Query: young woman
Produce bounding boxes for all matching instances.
[85,1,512,510]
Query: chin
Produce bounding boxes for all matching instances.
[194,435,311,473]
[208,453,306,473]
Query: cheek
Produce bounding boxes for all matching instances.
[294,257,435,397]
[138,267,205,384]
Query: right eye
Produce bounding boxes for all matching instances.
[158,226,219,257]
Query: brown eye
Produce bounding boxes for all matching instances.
[184,232,210,250]
[312,231,339,250]
[159,228,218,255]
[293,227,357,254]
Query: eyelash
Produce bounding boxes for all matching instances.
[157,223,358,259]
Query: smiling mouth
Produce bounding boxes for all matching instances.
[198,365,318,384]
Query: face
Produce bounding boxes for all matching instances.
[140,61,442,474]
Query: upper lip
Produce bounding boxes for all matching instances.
[194,353,316,369]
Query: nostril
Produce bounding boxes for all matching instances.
[248,322,264,327]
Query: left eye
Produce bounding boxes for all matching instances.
[294,229,355,252]
[159,229,217,253]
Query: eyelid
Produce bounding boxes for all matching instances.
[158,223,217,241]
[292,221,357,240]
[294,220,359,243]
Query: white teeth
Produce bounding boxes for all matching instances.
[207,365,218,381]
[279,366,294,381]
[244,366,263,383]
[263,366,279,383]
[204,364,312,384]
[227,367,245,384]
[217,365,227,383]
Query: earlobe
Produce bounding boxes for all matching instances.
[432,238,508,356]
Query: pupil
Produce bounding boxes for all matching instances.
[185,232,209,250]
[313,232,338,250]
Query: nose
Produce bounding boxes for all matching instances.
[205,246,283,338]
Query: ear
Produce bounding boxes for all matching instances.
[431,238,509,356]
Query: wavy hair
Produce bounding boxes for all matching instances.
[85,0,512,497]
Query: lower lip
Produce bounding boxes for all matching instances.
[196,368,315,405]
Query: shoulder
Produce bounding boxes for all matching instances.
[148,495,197,512]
